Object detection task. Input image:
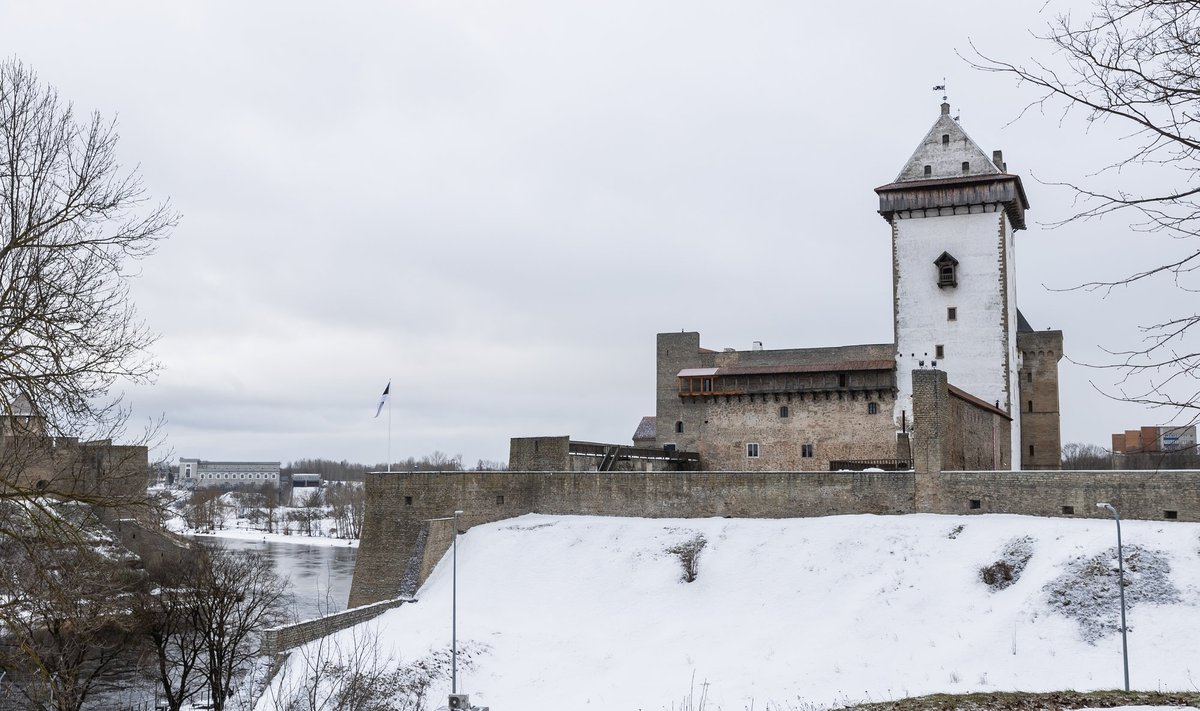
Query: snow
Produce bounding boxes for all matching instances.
[188,527,358,548]
[260,513,1200,710]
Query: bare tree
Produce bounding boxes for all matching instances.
[0,58,175,441]
[0,504,143,711]
[971,1,1200,415]
[192,550,289,711]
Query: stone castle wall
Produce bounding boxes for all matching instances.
[349,368,1199,608]
[348,469,914,607]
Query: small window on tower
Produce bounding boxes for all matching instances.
[961,161,970,174]
[779,406,789,418]
[801,444,814,458]
[867,402,878,415]
[923,165,932,177]
[942,134,950,145]
[935,345,945,359]
[675,420,684,434]
[947,307,957,321]
[934,252,959,288]
[746,443,760,458]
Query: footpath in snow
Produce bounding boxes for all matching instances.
[260,513,1200,710]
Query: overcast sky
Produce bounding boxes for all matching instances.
[5,1,1194,467]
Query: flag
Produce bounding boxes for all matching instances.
[374,381,390,418]
[932,84,946,91]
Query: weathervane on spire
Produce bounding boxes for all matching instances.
[932,79,947,103]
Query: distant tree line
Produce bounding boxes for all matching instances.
[282,451,507,481]
[1061,442,1200,470]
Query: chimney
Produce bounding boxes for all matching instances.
[992,149,1006,172]
[941,102,951,116]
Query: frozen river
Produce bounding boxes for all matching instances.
[196,536,358,621]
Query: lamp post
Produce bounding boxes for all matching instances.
[452,509,462,694]
[426,511,467,700]
[1097,502,1130,692]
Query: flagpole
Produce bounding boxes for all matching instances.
[387,380,393,473]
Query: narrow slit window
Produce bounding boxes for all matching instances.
[675,420,684,434]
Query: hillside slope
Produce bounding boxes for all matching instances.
[262,514,1200,710]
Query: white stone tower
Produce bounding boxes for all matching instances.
[877,102,1030,470]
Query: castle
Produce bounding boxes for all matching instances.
[513,101,1064,474]
[347,104,1200,610]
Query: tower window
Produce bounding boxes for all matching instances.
[1027,400,1034,413]
[1029,444,1035,457]
[1026,371,1033,382]
[961,161,970,174]
[867,402,878,415]
[934,252,959,288]
[923,164,932,177]
[935,345,945,359]
[942,134,949,145]
[779,406,789,418]
[675,420,684,434]
[746,443,760,458]
[947,307,957,321]
[801,444,814,458]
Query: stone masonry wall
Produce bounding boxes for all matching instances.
[938,470,1200,521]
[348,469,916,607]
[1018,329,1064,469]
[695,390,897,471]
[261,597,413,657]
[508,436,571,471]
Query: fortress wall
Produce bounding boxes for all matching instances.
[347,469,915,607]
[349,466,1200,607]
[938,470,1200,521]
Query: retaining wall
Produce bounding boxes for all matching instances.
[261,597,413,656]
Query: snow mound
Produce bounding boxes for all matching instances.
[980,535,1035,590]
[1044,544,1181,643]
[262,513,1200,710]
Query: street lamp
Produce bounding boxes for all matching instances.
[1097,502,1130,692]
[428,510,467,702]
[452,509,462,694]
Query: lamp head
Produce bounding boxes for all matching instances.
[1097,502,1114,512]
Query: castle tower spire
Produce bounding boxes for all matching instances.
[876,104,1030,470]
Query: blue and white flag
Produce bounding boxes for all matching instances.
[374,381,390,418]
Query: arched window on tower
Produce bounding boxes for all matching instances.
[675,420,684,434]
[934,252,959,288]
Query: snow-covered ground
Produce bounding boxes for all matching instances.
[260,513,1200,710]
[187,526,358,548]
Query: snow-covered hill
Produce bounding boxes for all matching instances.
[261,514,1200,710]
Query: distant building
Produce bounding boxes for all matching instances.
[1111,426,1197,455]
[178,458,281,490]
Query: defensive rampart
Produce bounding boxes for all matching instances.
[348,368,1200,607]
